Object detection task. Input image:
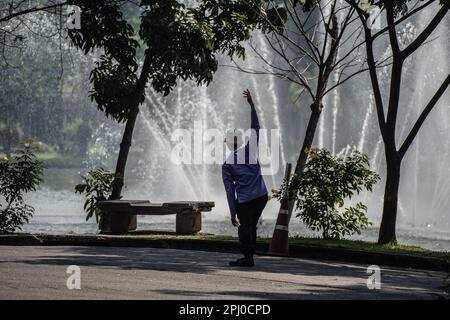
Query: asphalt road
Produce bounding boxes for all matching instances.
[0,246,447,300]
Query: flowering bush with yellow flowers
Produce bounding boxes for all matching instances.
[274,148,380,239]
[0,140,44,233]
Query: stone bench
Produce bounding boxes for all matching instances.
[98,200,215,235]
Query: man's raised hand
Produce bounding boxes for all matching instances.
[243,89,254,107]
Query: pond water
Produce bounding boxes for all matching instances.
[22,168,450,252]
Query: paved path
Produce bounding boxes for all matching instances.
[0,246,447,299]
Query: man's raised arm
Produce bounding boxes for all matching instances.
[243,89,260,146]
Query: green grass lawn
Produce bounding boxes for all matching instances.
[1,151,82,168]
[97,233,450,261]
[285,236,450,260]
[35,152,61,160]
[2,151,62,161]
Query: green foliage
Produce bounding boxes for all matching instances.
[138,0,278,94]
[296,0,320,12]
[0,140,44,233]
[392,0,412,16]
[68,0,288,120]
[75,168,116,223]
[0,205,35,234]
[275,149,380,239]
[68,0,140,122]
[139,0,218,95]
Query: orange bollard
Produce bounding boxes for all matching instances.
[268,197,290,256]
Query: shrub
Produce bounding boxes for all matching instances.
[0,140,44,233]
[275,148,380,240]
[75,168,117,223]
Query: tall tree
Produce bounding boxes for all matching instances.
[252,1,369,176]
[67,0,277,200]
[345,0,450,244]
[234,0,387,216]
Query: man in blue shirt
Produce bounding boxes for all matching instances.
[222,89,268,267]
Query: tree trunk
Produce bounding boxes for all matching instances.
[287,104,322,216]
[294,104,322,177]
[109,106,140,200]
[109,52,152,200]
[347,0,450,245]
[378,147,401,244]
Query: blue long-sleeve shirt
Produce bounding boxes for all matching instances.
[222,107,268,217]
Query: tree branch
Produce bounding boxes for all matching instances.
[398,72,450,158]
[401,2,450,59]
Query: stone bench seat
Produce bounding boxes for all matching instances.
[98,200,215,235]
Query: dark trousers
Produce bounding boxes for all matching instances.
[236,194,268,257]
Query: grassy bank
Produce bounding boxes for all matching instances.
[285,237,450,260]
[59,232,450,262]
[1,151,82,168]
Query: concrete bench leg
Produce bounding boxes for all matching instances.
[100,212,137,234]
[176,211,201,235]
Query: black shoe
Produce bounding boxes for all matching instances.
[229,257,254,267]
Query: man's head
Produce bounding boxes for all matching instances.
[225,129,243,151]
